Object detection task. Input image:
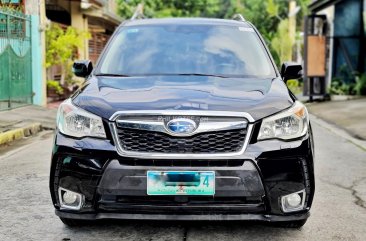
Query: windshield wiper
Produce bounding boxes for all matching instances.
[174,73,230,78]
[95,73,233,78]
[95,73,130,77]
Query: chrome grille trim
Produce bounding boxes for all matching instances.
[116,118,248,137]
[109,110,255,122]
[109,111,254,159]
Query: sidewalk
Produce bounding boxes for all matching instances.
[0,105,57,146]
[306,98,366,140]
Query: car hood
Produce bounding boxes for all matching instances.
[72,75,294,121]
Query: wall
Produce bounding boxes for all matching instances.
[26,0,46,106]
[70,0,89,60]
[333,0,364,82]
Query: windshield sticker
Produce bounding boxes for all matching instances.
[127,28,139,33]
[238,27,255,32]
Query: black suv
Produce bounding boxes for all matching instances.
[50,17,315,228]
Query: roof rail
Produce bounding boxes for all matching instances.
[232,14,246,22]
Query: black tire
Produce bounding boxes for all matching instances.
[271,219,307,228]
[59,217,87,227]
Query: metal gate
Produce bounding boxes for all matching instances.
[0,10,32,111]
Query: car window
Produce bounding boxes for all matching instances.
[98,24,276,78]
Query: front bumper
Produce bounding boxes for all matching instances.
[50,125,315,222]
[55,210,310,221]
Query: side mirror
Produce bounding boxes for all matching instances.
[72,60,93,78]
[280,62,303,82]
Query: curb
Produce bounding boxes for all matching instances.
[0,123,42,146]
[310,114,366,151]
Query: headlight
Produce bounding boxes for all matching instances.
[258,101,309,141]
[57,99,106,138]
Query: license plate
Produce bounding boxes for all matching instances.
[147,171,215,195]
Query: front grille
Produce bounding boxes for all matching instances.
[98,195,265,214]
[118,158,245,167]
[114,196,263,204]
[117,128,247,154]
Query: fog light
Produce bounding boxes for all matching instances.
[281,190,305,213]
[286,193,302,207]
[58,187,83,210]
[63,191,78,204]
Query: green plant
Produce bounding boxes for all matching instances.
[47,80,64,95]
[46,24,90,86]
[117,0,221,18]
[271,19,293,65]
[116,0,310,67]
[328,78,356,95]
[338,64,355,84]
[286,79,303,94]
[0,1,24,13]
[355,74,366,96]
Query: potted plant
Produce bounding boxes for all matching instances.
[45,23,90,102]
[47,80,64,102]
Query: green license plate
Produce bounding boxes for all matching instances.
[147,171,215,195]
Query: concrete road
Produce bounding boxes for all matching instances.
[0,120,365,241]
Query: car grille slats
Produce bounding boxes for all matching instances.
[117,128,247,154]
[117,158,245,167]
[98,196,265,214]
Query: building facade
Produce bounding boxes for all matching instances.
[45,0,122,64]
[308,0,366,87]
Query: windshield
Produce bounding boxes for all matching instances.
[98,24,276,78]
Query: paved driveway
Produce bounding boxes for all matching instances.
[0,120,365,241]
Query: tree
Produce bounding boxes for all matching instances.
[45,24,90,86]
[117,0,222,18]
[271,19,293,64]
[265,0,310,65]
[116,0,311,66]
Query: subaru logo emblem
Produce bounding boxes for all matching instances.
[166,118,197,135]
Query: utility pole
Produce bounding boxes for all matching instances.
[131,3,144,20]
[288,0,297,61]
